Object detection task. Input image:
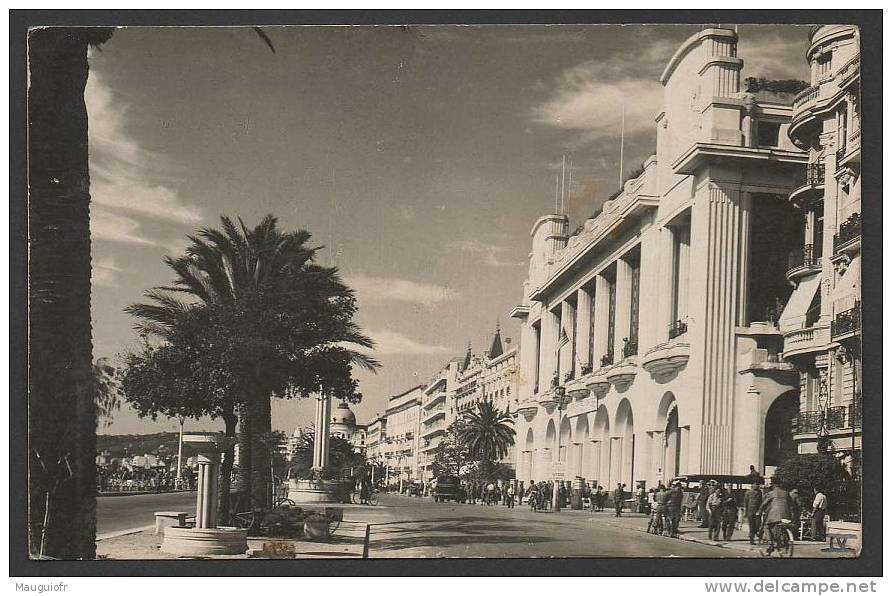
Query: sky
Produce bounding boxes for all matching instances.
[87,24,809,436]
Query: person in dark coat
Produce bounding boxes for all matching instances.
[613,483,625,517]
[758,478,795,554]
[744,483,763,544]
[707,484,724,540]
[667,481,684,537]
[721,489,738,541]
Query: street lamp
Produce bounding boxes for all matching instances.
[548,380,571,513]
[816,370,834,455]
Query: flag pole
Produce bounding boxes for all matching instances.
[619,100,626,188]
[560,154,566,215]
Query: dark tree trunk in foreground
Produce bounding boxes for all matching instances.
[235,402,252,498]
[249,380,273,510]
[28,27,112,559]
[217,410,238,524]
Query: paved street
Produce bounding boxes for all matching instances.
[97,491,196,536]
[356,494,747,558]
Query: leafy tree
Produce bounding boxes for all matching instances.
[120,307,242,520]
[430,421,471,478]
[125,215,378,507]
[774,453,856,517]
[744,77,810,95]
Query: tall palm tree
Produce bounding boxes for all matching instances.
[126,215,377,507]
[457,400,516,472]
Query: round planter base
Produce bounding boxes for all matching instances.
[288,479,349,504]
[161,526,248,556]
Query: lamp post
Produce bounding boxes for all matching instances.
[552,383,569,513]
[816,369,833,455]
[176,415,185,486]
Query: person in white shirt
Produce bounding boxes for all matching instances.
[812,489,828,541]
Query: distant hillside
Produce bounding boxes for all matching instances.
[96,431,213,459]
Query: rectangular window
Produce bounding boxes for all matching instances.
[606,268,617,364]
[628,255,641,354]
[588,283,596,369]
[757,121,781,147]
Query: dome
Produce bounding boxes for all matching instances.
[331,401,356,426]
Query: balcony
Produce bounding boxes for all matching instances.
[641,341,690,383]
[786,244,821,282]
[789,162,825,204]
[668,320,688,340]
[794,405,858,435]
[782,324,830,358]
[833,213,861,255]
[831,301,861,341]
[606,356,638,392]
[422,406,446,425]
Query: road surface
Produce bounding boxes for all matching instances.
[97,491,197,535]
[358,494,749,558]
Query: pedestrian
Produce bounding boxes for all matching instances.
[788,487,802,534]
[486,481,495,506]
[746,464,762,486]
[697,483,711,528]
[744,482,763,545]
[721,488,738,541]
[613,483,625,517]
[707,483,724,541]
[597,486,606,512]
[667,481,684,537]
[812,488,828,542]
[507,482,515,509]
[637,483,648,514]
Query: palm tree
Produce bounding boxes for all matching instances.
[94,358,121,428]
[28,26,113,560]
[457,400,516,476]
[126,215,377,508]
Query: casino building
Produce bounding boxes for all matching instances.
[511,28,811,489]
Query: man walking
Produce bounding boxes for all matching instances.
[744,482,763,545]
[667,481,684,537]
[707,484,724,541]
[613,483,625,517]
[812,488,828,542]
[697,483,711,528]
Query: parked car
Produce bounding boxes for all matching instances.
[433,475,464,503]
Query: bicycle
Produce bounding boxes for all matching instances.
[350,486,379,506]
[228,490,297,532]
[760,519,795,558]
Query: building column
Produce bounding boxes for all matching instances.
[679,426,690,476]
[638,227,662,352]
[576,286,592,371]
[542,308,559,389]
[614,259,632,359]
[537,319,549,394]
[738,191,752,326]
[609,437,623,489]
[692,182,744,474]
[590,440,601,482]
[658,227,676,343]
[594,275,610,366]
[820,131,839,323]
[559,300,574,380]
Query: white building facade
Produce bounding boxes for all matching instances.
[512,28,809,489]
[381,385,423,485]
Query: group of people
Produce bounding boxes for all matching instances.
[646,481,686,537]
[462,480,519,507]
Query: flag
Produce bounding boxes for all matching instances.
[557,327,570,351]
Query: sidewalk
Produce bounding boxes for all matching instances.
[558,508,856,558]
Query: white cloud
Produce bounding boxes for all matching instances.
[448,239,524,268]
[92,256,125,288]
[91,208,159,246]
[365,330,451,355]
[738,32,811,81]
[348,274,460,305]
[85,70,202,231]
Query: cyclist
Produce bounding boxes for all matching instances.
[758,476,794,555]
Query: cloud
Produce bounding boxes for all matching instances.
[348,274,461,305]
[365,330,452,355]
[91,208,159,246]
[85,70,202,236]
[448,239,525,267]
[738,30,811,81]
[396,204,416,221]
[92,256,125,288]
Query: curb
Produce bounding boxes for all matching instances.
[98,490,196,498]
[96,525,155,542]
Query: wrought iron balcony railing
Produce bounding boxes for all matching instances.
[668,320,688,340]
[807,162,825,186]
[833,212,861,253]
[794,406,851,434]
[831,301,861,338]
[849,401,862,429]
[788,244,820,273]
[793,410,821,434]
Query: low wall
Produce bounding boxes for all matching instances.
[287,479,349,504]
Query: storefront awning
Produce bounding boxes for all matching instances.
[832,256,860,312]
[779,272,821,331]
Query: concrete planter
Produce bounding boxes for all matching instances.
[288,478,349,504]
[161,526,248,556]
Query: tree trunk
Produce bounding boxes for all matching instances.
[217,408,238,524]
[249,384,272,510]
[235,401,252,497]
[27,27,111,560]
